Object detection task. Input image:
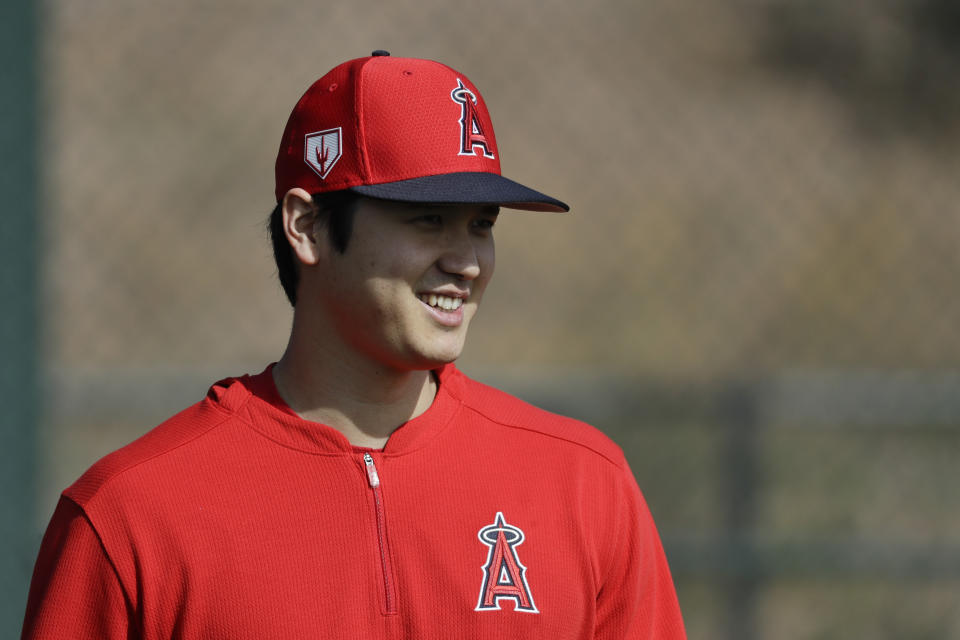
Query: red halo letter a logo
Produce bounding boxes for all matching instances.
[451,79,495,159]
[475,512,538,613]
[304,128,342,179]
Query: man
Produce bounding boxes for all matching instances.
[23,51,686,639]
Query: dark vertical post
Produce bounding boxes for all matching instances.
[0,0,40,632]
[720,384,760,640]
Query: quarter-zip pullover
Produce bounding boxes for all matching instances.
[23,364,686,639]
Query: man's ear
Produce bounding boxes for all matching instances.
[282,188,324,266]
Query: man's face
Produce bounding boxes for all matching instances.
[312,198,498,371]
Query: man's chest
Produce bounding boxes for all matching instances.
[132,452,602,639]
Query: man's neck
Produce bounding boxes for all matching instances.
[271,341,438,449]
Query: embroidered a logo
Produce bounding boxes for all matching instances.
[475,512,538,613]
[304,128,342,179]
[450,79,495,159]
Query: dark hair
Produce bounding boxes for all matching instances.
[268,190,360,306]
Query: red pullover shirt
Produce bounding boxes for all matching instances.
[23,364,686,639]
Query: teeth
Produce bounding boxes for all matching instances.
[444,297,462,310]
[420,294,463,311]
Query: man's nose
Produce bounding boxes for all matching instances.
[437,230,481,281]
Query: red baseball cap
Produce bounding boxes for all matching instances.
[274,51,569,212]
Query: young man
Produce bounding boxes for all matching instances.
[23,52,686,639]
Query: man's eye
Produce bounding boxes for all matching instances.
[473,218,496,231]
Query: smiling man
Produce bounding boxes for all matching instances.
[23,52,686,639]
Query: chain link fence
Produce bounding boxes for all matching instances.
[26,0,960,637]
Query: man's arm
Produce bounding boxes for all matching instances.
[594,464,686,639]
[22,496,135,639]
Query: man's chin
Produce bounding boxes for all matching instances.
[415,352,461,371]
[406,343,464,371]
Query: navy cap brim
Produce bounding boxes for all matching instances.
[349,171,569,212]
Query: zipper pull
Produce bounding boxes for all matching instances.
[363,452,380,488]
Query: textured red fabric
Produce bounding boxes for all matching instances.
[23,364,686,639]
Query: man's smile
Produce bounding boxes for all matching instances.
[417,293,464,311]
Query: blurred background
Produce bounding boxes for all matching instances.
[3,0,960,637]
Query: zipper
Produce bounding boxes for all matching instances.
[363,452,397,614]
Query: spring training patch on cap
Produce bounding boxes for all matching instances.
[304,128,342,179]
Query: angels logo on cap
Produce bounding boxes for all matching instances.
[273,51,569,212]
[451,79,495,159]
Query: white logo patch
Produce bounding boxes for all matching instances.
[304,128,342,179]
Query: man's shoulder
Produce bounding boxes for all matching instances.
[450,369,628,468]
[64,374,254,509]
